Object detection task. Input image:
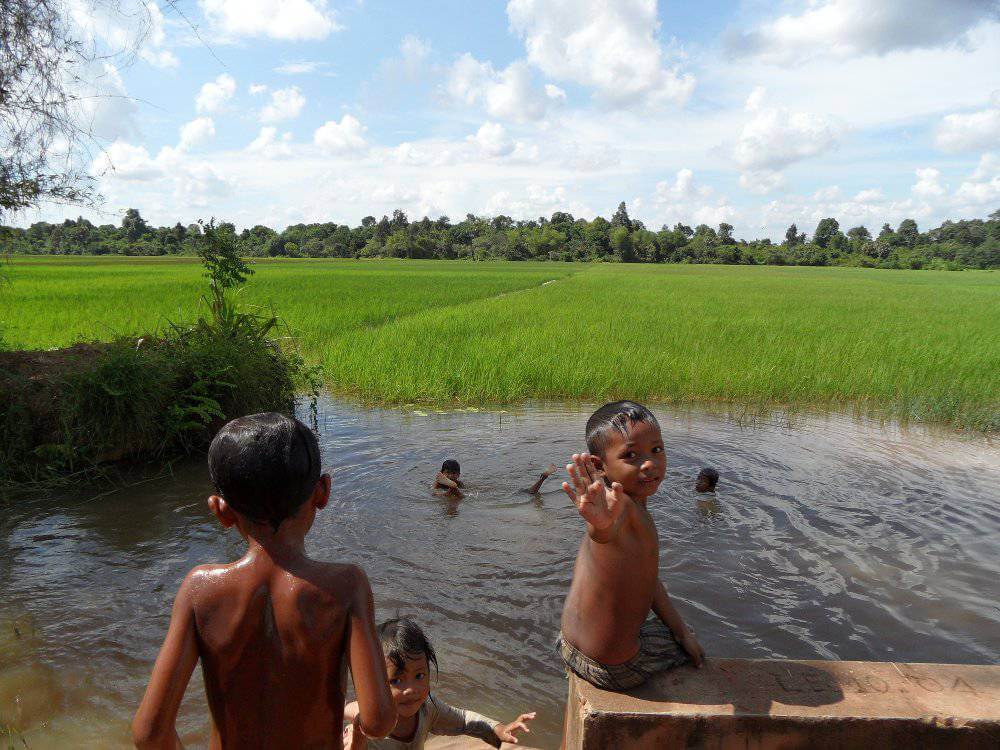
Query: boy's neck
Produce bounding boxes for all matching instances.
[239,522,310,563]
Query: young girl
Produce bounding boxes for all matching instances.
[343,618,535,749]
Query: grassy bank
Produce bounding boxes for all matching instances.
[2,257,997,431]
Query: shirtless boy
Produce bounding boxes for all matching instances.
[558,401,705,691]
[132,412,396,749]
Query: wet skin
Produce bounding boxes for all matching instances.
[560,421,704,666]
[132,477,396,749]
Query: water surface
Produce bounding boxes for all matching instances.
[2,398,999,747]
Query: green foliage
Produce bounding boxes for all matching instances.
[5,206,996,271]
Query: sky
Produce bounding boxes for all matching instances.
[16,0,1000,239]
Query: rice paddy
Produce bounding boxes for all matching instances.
[2,257,998,431]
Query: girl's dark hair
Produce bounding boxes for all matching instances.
[441,459,460,473]
[378,618,438,675]
[207,412,321,532]
[585,401,660,456]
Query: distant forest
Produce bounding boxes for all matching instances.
[3,203,999,270]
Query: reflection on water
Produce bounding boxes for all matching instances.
[2,397,999,747]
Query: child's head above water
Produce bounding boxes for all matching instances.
[379,617,438,718]
[584,401,665,500]
[695,467,719,493]
[207,412,324,532]
[440,459,460,482]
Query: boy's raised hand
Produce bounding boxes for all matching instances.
[563,453,629,535]
[494,711,536,744]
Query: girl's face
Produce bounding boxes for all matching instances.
[386,653,431,718]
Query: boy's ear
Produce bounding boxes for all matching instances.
[313,473,332,510]
[590,454,605,473]
[208,495,238,528]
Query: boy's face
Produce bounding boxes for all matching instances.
[443,469,460,482]
[385,654,431,718]
[597,420,666,500]
[695,476,714,493]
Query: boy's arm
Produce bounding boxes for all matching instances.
[526,463,558,493]
[347,567,397,739]
[132,571,203,750]
[435,472,459,489]
[652,580,705,667]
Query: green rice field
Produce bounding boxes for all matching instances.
[2,256,998,431]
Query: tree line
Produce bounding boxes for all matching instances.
[3,203,998,270]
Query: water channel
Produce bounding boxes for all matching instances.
[2,396,999,747]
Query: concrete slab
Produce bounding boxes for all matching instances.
[566,658,1000,749]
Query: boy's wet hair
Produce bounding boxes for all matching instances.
[441,459,460,473]
[585,401,661,456]
[379,617,438,675]
[698,467,719,486]
[208,412,321,532]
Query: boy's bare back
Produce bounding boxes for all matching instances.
[189,555,366,747]
[133,413,395,750]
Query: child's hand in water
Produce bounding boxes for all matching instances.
[493,711,536,744]
[563,453,629,535]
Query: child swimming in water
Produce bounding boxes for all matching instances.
[558,401,705,692]
[434,459,464,497]
[343,618,535,749]
[695,467,719,493]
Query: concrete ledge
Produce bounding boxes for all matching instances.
[565,659,1000,749]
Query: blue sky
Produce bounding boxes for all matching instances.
[22,0,1000,239]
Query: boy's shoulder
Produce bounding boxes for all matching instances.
[179,560,372,607]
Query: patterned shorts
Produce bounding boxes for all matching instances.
[557,616,689,691]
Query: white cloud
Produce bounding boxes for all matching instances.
[274,60,331,75]
[651,169,736,227]
[471,122,515,157]
[506,0,694,106]
[247,127,293,158]
[178,117,216,151]
[73,62,139,142]
[739,170,784,195]
[260,86,306,123]
[92,139,233,210]
[445,55,562,122]
[196,74,236,113]
[726,0,998,64]
[912,167,946,199]
[733,87,842,174]
[314,115,368,154]
[66,0,178,69]
[935,95,1000,152]
[94,141,164,181]
[399,35,432,66]
[854,188,884,203]
[956,152,1000,205]
[199,0,341,41]
[249,84,268,96]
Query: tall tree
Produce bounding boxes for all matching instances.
[611,201,633,232]
[813,218,840,249]
[897,219,919,247]
[785,224,801,247]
